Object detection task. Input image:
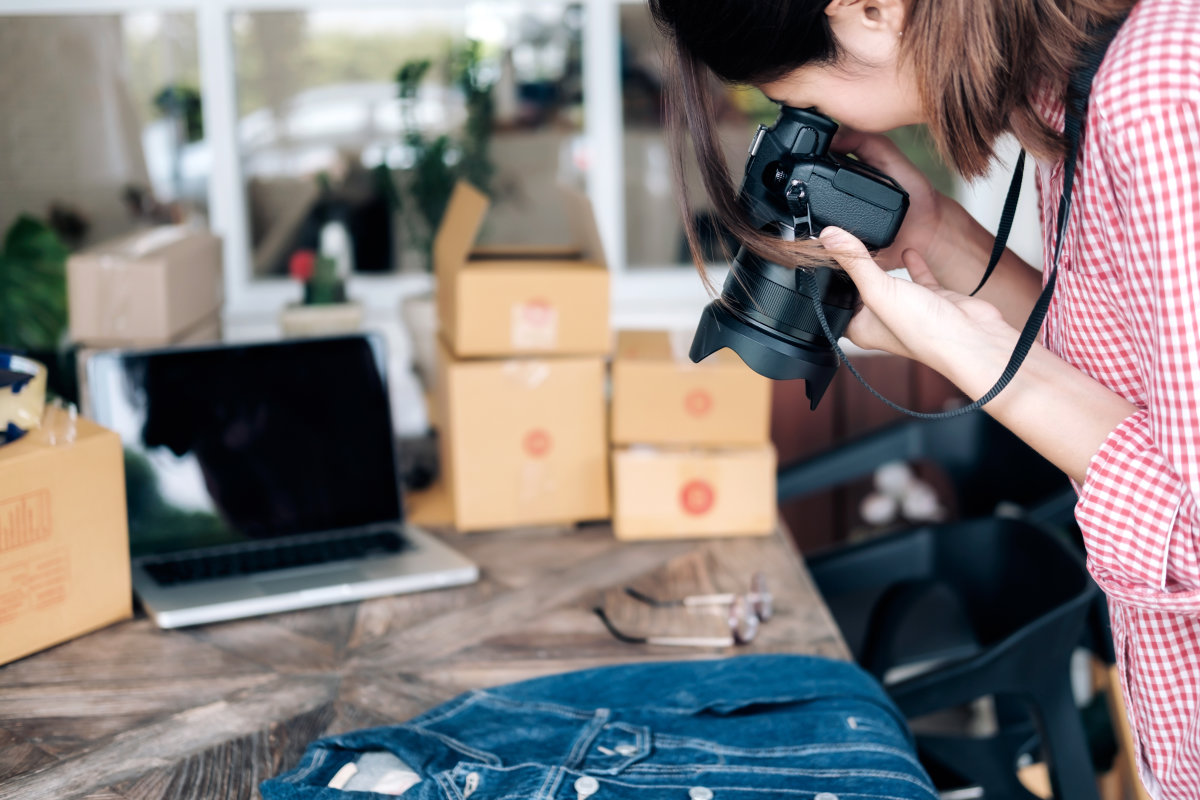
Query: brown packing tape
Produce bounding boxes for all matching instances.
[0,356,47,440]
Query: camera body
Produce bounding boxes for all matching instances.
[741,107,908,247]
[690,107,910,409]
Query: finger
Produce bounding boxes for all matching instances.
[833,130,906,169]
[901,248,942,291]
[831,126,868,154]
[845,306,906,357]
[818,227,886,296]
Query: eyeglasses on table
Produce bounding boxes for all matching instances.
[593,572,772,647]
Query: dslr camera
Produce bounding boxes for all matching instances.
[689,106,909,408]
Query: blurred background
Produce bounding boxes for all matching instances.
[0,0,1044,549]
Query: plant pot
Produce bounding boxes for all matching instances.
[279,302,365,338]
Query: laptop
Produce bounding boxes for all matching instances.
[85,334,478,629]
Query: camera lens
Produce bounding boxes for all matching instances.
[690,247,858,410]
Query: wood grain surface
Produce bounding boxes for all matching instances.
[0,522,847,800]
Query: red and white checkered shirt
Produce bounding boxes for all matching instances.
[1033,0,1200,796]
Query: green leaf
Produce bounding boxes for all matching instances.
[0,214,69,352]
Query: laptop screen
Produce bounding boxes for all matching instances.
[87,335,403,558]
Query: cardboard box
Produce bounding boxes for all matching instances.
[435,181,611,358]
[0,418,132,665]
[68,225,223,347]
[435,339,610,532]
[611,330,772,446]
[612,445,777,540]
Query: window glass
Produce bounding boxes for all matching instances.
[0,13,205,249]
[231,4,586,278]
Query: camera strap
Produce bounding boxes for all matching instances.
[802,14,1126,420]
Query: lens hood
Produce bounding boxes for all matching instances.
[690,301,840,410]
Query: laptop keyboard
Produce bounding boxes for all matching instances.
[142,529,411,587]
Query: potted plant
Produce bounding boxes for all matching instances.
[279,248,365,338]
[396,41,497,389]
[0,214,73,400]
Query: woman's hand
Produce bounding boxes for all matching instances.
[818,226,1018,378]
[832,127,947,269]
[818,226,1137,489]
[833,127,1045,325]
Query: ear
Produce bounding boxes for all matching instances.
[825,0,908,36]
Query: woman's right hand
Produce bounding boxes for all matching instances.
[831,127,954,272]
[831,127,1045,326]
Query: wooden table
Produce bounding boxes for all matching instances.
[0,522,848,800]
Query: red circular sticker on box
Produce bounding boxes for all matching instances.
[680,480,715,516]
[684,388,713,417]
[523,428,552,458]
[522,298,554,326]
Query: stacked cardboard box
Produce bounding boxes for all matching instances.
[433,182,611,532]
[0,418,132,665]
[610,330,776,540]
[68,225,224,348]
[69,226,224,401]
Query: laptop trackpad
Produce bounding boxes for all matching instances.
[255,568,368,595]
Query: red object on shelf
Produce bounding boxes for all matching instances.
[289,250,316,282]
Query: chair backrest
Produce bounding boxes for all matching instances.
[778,413,1074,525]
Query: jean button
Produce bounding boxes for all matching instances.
[614,744,639,756]
[575,775,599,799]
[814,794,839,800]
[689,788,714,800]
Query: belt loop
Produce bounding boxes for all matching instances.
[564,708,611,769]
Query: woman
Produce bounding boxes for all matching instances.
[647,0,1198,796]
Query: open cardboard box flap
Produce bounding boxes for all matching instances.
[434,181,611,358]
[435,181,606,272]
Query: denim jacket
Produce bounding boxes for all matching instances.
[262,655,935,800]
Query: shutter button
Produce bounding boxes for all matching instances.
[575,775,599,799]
[689,788,714,800]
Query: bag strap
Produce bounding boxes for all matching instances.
[802,15,1126,420]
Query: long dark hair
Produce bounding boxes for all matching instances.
[648,0,1136,274]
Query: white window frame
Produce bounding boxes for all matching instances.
[0,0,724,332]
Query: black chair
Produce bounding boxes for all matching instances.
[779,413,1104,800]
[778,411,1113,662]
[777,411,1077,529]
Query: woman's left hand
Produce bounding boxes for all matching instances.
[818,226,1018,379]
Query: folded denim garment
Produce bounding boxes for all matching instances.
[262,654,935,800]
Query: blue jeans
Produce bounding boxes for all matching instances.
[262,655,935,800]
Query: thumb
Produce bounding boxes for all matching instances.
[901,248,941,290]
[818,227,884,295]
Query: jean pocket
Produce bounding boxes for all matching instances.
[637,692,920,777]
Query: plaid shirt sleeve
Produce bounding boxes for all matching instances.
[1074,100,1200,616]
